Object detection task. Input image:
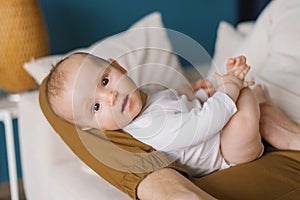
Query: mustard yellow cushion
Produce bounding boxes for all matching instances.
[0,0,49,93]
[195,150,300,199]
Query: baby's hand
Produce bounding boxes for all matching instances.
[213,56,255,89]
[191,79,215,97]
[226,55,254,87]
[176,79,215,102]
[212,55,255,102]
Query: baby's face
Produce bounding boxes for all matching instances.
[58,54,143,130]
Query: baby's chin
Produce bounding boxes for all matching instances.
[103,119,133,131]
[75,120,98,131]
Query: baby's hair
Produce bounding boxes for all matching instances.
[45,52,85,114]
[45,56,69,112]
[45,52,110,120]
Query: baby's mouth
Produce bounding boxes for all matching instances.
[121,95,129,113]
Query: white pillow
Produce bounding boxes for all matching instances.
[207,20,254,85]
[24,54,63,84]
[236,21,255,35]
[255,0,300,123]
[209,21,247,78]
[209,3,271,81]
[209,0,300,123]
[24,12,186,90]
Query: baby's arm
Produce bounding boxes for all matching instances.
[213,56,254,103]
[176,79,214,102]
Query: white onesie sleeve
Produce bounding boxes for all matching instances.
[124,91,237,152]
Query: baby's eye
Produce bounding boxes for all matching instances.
[102,77,109,86]
[93,103,100,112]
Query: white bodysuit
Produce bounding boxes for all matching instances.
[123,89,237,177]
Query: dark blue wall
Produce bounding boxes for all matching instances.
[238,0,271,22]
[39,0,238,56]
[0,120,22,183]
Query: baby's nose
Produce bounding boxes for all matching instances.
[104,90,118,106]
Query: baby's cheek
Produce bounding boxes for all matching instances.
[106,109,123,129]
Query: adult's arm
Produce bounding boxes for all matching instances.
[137,168,216,200]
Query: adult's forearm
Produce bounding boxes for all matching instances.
[137,168,216,200]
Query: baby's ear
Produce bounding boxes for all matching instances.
[108,58,127,73]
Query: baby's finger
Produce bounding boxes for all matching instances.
[203,80,213,86]
[243,81,255,87]
[192,79,209,91]
[212,72,222,80]
[205,88,216,97]
[234,55,246,66]
[226,58,235,74]
[197,80,211,88]
[238,55,247,65]
[239,64,251,79]
[233,66,244,77]
[227,58,235,66]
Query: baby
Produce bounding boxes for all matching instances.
[46,52,264,177]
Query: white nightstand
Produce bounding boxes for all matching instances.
[0,94,19,200]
